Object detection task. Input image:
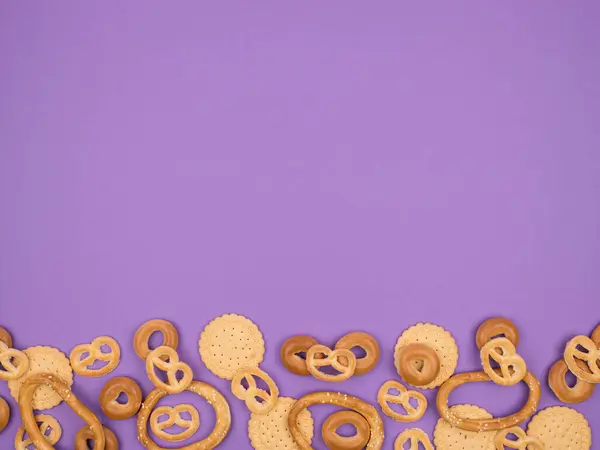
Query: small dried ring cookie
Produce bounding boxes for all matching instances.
[334,332,380,375]
[436,370,541,432]
[288,391,385,449]
[146,346,193,394]
[591,324,600,346]
[480,338,527,386]
[0,341,29,381]
[434,404,496,450]
[231,367,279,414]
[150,404,200,442]
[137,381,231,450]
[70,336,120,377]
[394,428,434,450]
[377,380,427,423]
[0,326,12,348]
[15,414,62,449]
[199,314,265,380]
[394,323,458,389]
[322,410,370,450]
[75,425,119,450]
[306,344,356,382]
[100,376,143,420]
[476,317,520,349]
[564,335,600,384]
[0,397,9,433]
[396,343,440,387]
[134,319,179,360]
[548,359,594,404]
[494,427,543,450]
[527,406,591,450]
[281,335,318,376]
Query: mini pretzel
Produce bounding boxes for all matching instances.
[396,343,440,387]
[394,428,434,450]
[494,427,544,450]
[0,396,9,433]
[137,380,231,450]
[15,414,62,449]
[288,391,385,449]
[334,332,380,375]
[231,367,279,414]
[548,359,594,404]
[322,410,370,450]
[564,335,600,384]
[70,336,120,377]
[281,335,319,375]
[134,319,179,360]
[377,380,427,423]
[145,346,193,394]
[476,317,520,349]
[306,345,356,382]
[18,373,105,450]
[75,425,119,450]
[480,338,527,386]
[100,376,143,420]
[0,341,29,381]
[0,326,12,348]
[436,370,541,432]
[150,404,200,442]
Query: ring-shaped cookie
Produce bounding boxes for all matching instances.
[0,327,12,348]
[476,318,520,350]
[100,376,143,420]
[322,410,370,450]
[0,397,9,433]
[281,336,319,376]
[75,425,119,450]
[396,343,440,387]
[334,332,380,375]
[548,359,595,404]
[134,319,179,360]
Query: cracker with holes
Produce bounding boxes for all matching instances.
[248,397,314,450]
[433,404,495,450]
[394,322,458,389]
[8,346,73,410]
[527,406,591,450]
[199,314,265,380]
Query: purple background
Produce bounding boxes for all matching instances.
[1,2,599,448]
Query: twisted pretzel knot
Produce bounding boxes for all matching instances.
[0,341,29,381]
[481,338,527,386]
[494,427,544,450]
[145,346,193,394]
[70,336,120,377]
[306,344,356,382]
[231,367,279,414]
[564,335,600,383]
[149,404,200,442]
[377,380,427,422]
[394,428,434,450]
[15,414,62,450]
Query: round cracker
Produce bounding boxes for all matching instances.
[394,322,458,389]
[433,404,495,450]
[199,313,265,380]
[527,406,591,450]
[248,396,314,450]
[8,346,73,410]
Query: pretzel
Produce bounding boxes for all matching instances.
[396,343,440,387]
[548,359,594,404]
[480,338,527,386]
[150,404,200,442]
[0,341,29,381]
[100,376,143,420]
[70,336,120,377]
[0,326,12,348]
[334,332,380,375]
[280,335,319,375]
[15,414,62,449]
[231,367,279,414]
[137,380,231,450]
[394,428,434,450]
[322,410,370,450]
[436,370,541,432]
[564,335,600,384]
[494,427,544,450]
[145,346,193,394]
[377,380,427,423]
[134,319,179,360]
[18,373,105,450]
[75,425,119,450]
[0,396,9,433]
[476,317,520,349]
[306,345,356,382]
[288,391,385,449]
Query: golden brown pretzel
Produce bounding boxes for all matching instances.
[150,404,200,442]
[134,319,179,360]
[0,326,12,348]
[0,396,9,433]
[334,332,380,375]
[306,345,356,382]
[322,410,370,450]
[145,346,193,394]
[564,335,600,384]
[393,428,433,450]
[396,343,440,387]
[377,380,427,423]
[137,381,231,449]
[494,426,544,450]
[70,336,120,377]
[288,391,385,449]
[15,414,62,449]
[231,367,279,414]
[281,335,319,375]
[436,370,541,432]
[0,341,29,381]
[480,338,527,386]
[100,376,143,420]
[476,317,520,349]
[548,359,595,404]
[18,373,105,450]
[75,425,119,450]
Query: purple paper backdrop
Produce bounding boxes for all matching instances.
[1,2,599,449]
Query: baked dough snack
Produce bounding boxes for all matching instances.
[100,376,142,420]
[396,343,440,387]
[14,414,62,450]
[306,344,356,382]
[75,425,119,450]
[145,346,193,394]
[480,338,527,386]
[377,380,427,423]
[231,367,279,414]
[434,404,496,450]
[476,317,520,349]
[527,406,591,450]
[280,336,318,375]
[0,396,9,433]
[0,341,29,381]
[134,319,179,360]
[394,428,434,450]
[548,359,594,404]
[150,404,200,442]
[564,335,600,384]
[0,326,12,348]
[334,331,380,375]
[322,410,369,450]
[494,426,543,450]
[70,336,120,377]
